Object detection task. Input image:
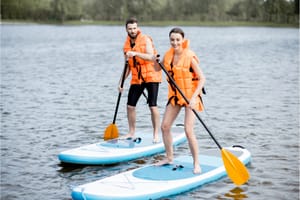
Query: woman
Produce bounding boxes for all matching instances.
[158,27,205,174]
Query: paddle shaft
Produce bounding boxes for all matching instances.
[112,61,128,124]
[157,62,222,149]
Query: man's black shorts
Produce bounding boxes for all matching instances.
[127,82,159,107]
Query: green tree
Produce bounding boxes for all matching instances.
[51,0,82,22]
[90,0,125,20]
[295,0,299,14]
[1,0,298,25]
[245,0,264,21]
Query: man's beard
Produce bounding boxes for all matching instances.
[128,33,137,39]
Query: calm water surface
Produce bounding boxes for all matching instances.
[1,25,299,200]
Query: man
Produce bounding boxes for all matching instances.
[119,17,162,143]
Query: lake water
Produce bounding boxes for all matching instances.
[1,24,299,200]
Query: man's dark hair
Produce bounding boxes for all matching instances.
[126,17,138,27]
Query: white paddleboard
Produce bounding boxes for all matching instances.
[71,146,251,200]
[58,127,186,165]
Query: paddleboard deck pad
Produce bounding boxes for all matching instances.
[71,146,251,200]
[58,128,186,165]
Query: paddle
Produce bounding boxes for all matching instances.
[104,60,128,140]
[157,61,250,185]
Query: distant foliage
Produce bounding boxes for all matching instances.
[1,0,299,24]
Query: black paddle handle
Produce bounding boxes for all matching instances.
[112,61,128,124]
[157,61,222,150]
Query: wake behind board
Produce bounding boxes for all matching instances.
[71,146,251,200]
[58,127,186,165]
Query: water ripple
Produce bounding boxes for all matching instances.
[1,25,299,200]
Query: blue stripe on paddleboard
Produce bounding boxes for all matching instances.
[133,163,217,180]
[177,155,224,167]
[100,132,183,149]
[99,138,142,148]
[132,155,223,180]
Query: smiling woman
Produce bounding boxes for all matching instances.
[156,27,206,174]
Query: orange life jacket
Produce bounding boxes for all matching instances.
[123,31,162,84]
[163,39,204,111]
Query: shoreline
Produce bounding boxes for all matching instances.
[1,19,298,28]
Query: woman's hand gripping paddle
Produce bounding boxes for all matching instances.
[157,61,250,185]
[104,61,128,141]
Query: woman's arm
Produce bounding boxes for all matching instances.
[189,57,206,107]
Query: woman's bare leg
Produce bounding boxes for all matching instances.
[184,107,201,174]
[156,104,181,165]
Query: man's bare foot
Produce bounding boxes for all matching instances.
[154,158,173,166]
[193,164,202,174]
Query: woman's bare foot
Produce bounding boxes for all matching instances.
[152,134,160,143]
[154,158,173,166]
[193,164,202,174]
[152,137,160,144]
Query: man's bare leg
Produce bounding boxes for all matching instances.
[150,106,160,143]
[121,105,136,138]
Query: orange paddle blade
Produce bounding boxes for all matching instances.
[104,124,119,141]
[221,148,250,185]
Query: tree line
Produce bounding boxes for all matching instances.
[1,0,299,25]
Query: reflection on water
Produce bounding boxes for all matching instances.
[221,187,248,199]
[1,25,299,200]
[58,163,88,174]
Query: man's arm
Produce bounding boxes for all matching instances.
[126,37,156,61]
